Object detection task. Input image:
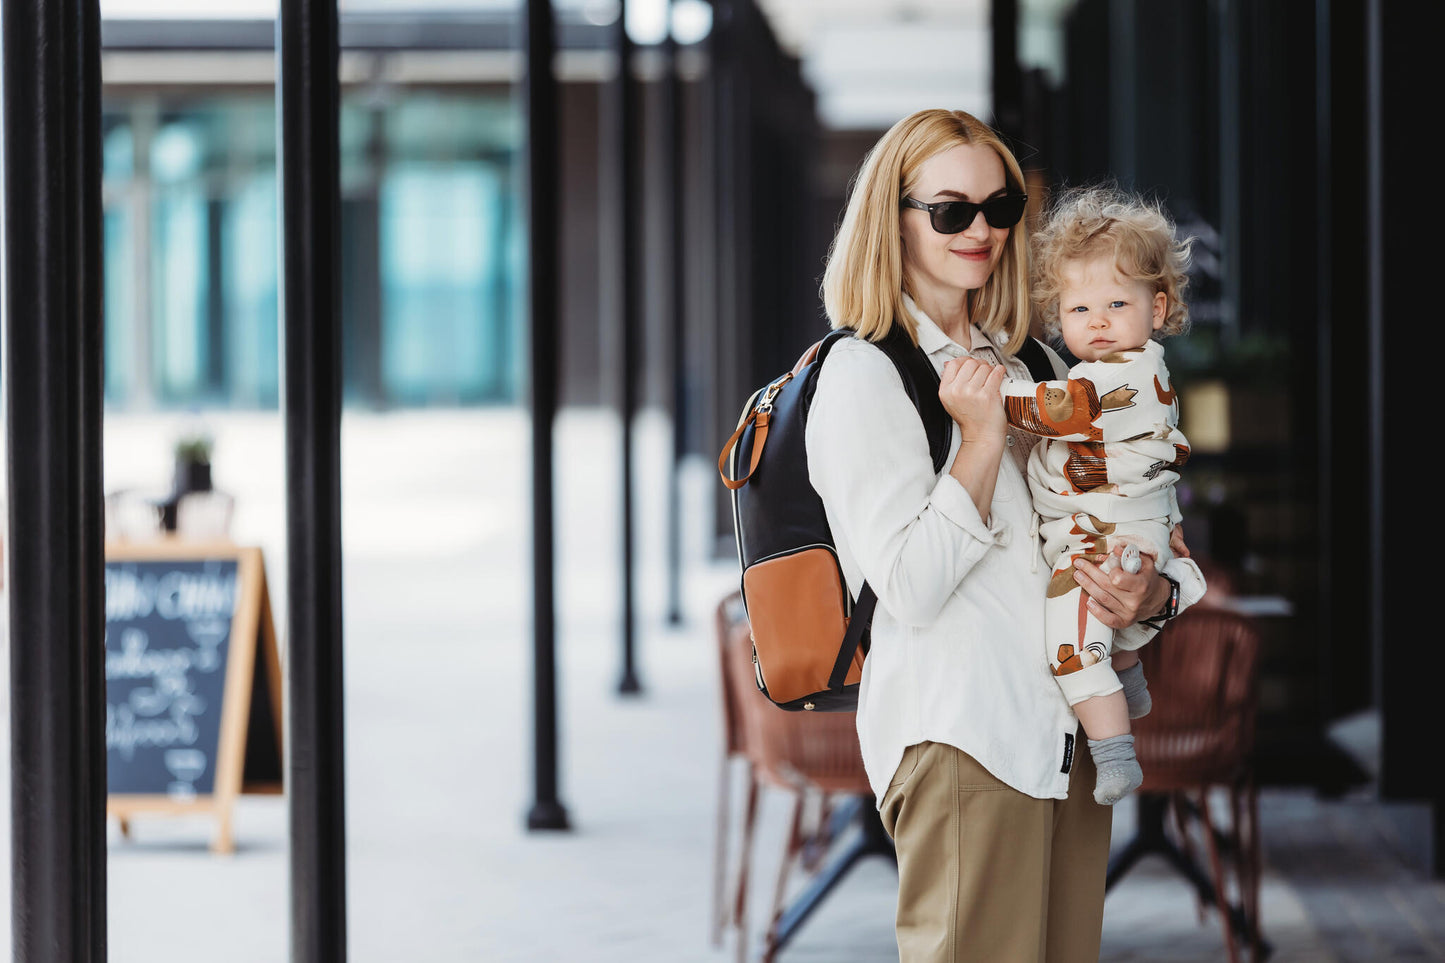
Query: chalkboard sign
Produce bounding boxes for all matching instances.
[105,541,282,853]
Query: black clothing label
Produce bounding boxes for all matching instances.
[1061,732,1075,774]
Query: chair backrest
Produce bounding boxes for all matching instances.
[1135,606,1261,790]
[716,593,752,759]
[715,592,870,795]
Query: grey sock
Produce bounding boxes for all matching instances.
[1118,661,1152,719]
[1088,734,1142,806]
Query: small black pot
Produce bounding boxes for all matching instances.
[173,457,212,498]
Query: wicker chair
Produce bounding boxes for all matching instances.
[713,593,756,953]
[1123,606,1264,963]
[714,592,885,962]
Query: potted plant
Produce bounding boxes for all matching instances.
[172,432,213,498]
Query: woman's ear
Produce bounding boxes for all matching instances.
[1151,291,1167,329]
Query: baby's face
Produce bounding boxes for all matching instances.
[1056,255,1166,362]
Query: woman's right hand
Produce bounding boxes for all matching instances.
[938,357,1007,447]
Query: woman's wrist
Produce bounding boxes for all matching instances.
[948,434,1005,519]
[1143,572,1177,621]
[957,427,1006,452]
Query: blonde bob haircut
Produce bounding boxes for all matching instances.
[1032,184,1193,340]
[821,108,1032,355]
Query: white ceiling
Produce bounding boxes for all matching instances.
[755,0,1074,130]
[754,0,988,129]
[96,0,1074,131]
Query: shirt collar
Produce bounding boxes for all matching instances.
[902,293,1005,358]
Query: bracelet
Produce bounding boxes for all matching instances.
[1153,572,1181,621]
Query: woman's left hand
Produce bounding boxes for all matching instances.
[1073,547,1172,629]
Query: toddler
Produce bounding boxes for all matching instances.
[1001,186,1197,805]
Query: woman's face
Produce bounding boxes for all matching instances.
[899,143,1012,307]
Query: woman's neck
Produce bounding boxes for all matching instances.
[910,287,972,345]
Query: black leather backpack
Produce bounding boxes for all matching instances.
[718,324,1055,711]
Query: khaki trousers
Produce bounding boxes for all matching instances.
[879,739,1112,963]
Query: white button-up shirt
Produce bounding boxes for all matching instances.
[806,297,1203,805]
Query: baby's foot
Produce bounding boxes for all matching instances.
[1099,543,1142,575]
[1088,734,1142,805]
[1118,661,1152,719]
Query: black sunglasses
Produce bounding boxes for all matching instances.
[900,193,1028,234]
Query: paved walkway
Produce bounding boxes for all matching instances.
[1,409,1442,961]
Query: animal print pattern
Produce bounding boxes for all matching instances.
[999,340,1188,706]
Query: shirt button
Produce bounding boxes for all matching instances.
[1006,435,1016,447]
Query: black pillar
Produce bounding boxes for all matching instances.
[664,5,687,626]
[1320,0,1369,721]
[3,1,107,959]
[524,0,571,832]
[709,0,749,551]
[277,0,349,956]
[990,0,1022,143]
[1374,0,1442,874]
[615,0,644,693]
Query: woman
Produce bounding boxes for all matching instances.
[806,109,1204,961]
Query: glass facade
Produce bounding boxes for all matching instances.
[100,90,524,410]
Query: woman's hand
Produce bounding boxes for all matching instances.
[938,357,1006,447]
[1073,546,1172,629]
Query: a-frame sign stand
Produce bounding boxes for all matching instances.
[104,540,284,854]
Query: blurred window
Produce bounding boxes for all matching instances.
[100,88,521,410]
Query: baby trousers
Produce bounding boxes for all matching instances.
[1041,512,1172,707]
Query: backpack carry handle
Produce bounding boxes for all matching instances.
[717,373,792,490]
[718,408,768,490]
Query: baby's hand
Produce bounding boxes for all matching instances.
[1170,524,1190,559]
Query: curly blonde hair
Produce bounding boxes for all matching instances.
[1032,185,1193,340]
[821,109,1033,354]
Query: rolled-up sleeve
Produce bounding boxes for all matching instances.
[806,341,1006,628]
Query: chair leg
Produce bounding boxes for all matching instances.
[1198,788,1241,963]
[1244,780,1263,962]
[802,792,832,873]
[1228,782,1249,949]
[762,795,806,963]
[712,754,734,947]
[734,772,760,963]
[1172,791,1206,924]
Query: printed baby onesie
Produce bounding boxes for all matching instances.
[1001,339,1190,705]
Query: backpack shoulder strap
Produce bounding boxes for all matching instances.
[828,326,942,670]
[793,328,853,374]
[870,326,951,475]
[1016,336,1059,382]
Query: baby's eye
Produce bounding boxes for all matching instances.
[1069,305,1088,313]
[1109,300,1127,309]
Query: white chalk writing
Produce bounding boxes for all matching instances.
[107,702,200,761]
[106,565,236,622]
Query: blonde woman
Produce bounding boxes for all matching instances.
[807,109,1203,961]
